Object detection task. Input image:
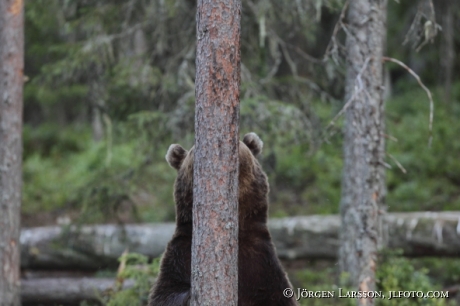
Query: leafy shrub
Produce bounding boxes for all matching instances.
[386,88,460,211]
[293,250,453,306]
[22,86,460,221]
[100,253,160,306]
[22,121,177,222]
[376,250,452,306]
[80,253,160,306]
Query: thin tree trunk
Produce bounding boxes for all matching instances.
[440,0,454,104]
[192,0,241,304]
[89,81,105,142]
[0,0,24,305]
[339,0,387,305]
[91,104,104,142]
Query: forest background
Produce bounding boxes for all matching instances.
[21,0,460,304]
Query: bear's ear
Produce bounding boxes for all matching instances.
[243,132,263,157]
[166,144,188,170]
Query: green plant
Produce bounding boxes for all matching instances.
[293,251,454,306]
[376,250,452,306]
[97,252,160,306]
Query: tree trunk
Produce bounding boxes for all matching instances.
[339,0,387,305]
[440,0,454,104]
[192,0,241,304]
[91,103,104,142]
[89,82,105,142]
[0,0,24,305]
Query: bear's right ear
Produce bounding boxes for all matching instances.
[243,132,263,157]
[166,144,188,170]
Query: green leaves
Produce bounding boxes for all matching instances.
[100,253,160,306]
[386,87,460,211]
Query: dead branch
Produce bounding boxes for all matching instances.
[403,0,440,52]
[382,133,398,142]
[387,153,407,174]
[382,56,434,146]
[326,56,371,129]
[324,0,349,64]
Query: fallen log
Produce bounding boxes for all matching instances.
[21,223,175,270]
[271,212,460,259]
[20,212,460,270]
[21,277,134,306]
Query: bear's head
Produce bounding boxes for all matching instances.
[165,132,269,227]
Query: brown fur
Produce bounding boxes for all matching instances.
[149,133,298,306]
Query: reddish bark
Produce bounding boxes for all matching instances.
[192,0,241,305]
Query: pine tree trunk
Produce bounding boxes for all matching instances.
[440,0,454,104]
[339,0,387,305]
[192,0,241,305]
[0,0,24,305]
[90,85,105,143]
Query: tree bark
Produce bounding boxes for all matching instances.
[439,0,454,104]
[89,81,106,142]
[19,212,460,270]
[192,0,241,304]
[91,103,104,142]
[339,0,387,305]
[0,0,24,305]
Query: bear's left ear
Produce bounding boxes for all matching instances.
[166,144,188,170]
[243,132,263,157]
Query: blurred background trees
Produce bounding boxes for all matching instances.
[22,0,460,225]
[19,0,460,304]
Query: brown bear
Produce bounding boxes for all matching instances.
[149,133,298,306]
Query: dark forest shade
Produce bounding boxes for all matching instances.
[0,0,24,305]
